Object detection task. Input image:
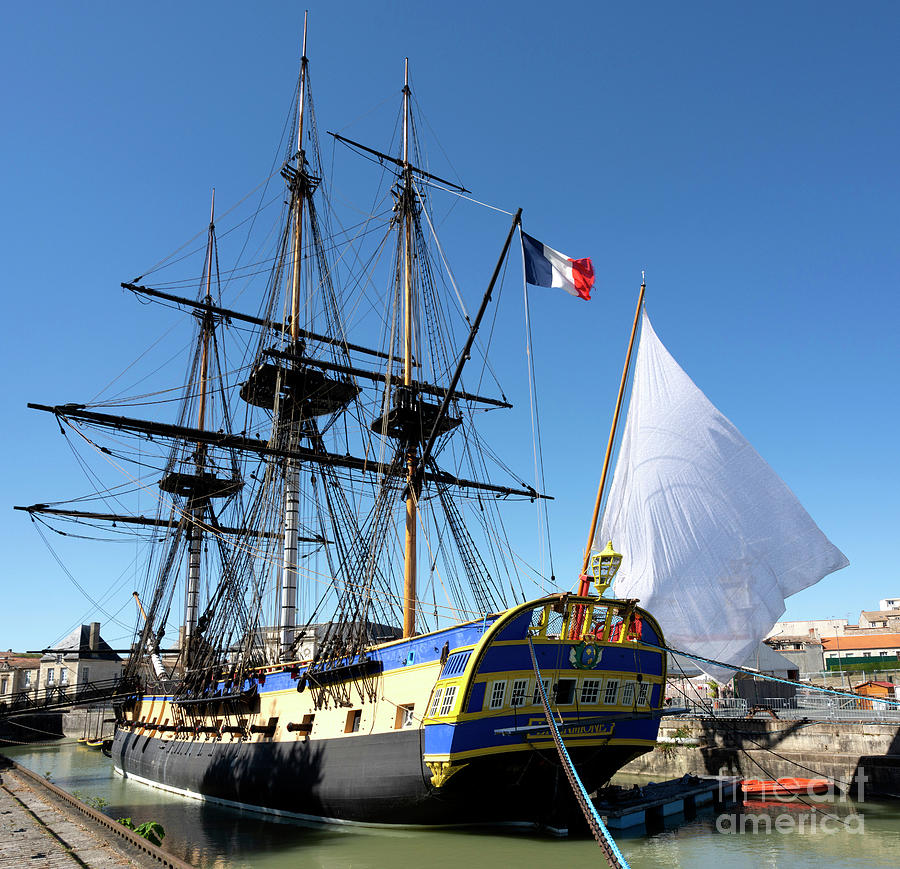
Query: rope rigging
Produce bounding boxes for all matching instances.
[22,59,562,723]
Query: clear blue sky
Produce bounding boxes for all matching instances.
[2,2,897,653]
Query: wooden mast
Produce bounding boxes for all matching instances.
[401,59,418,638]
[184,189,217,647]
[289,11,308,346]
[280,12,308,659]
[577,278,646,595]
[196,189,216,431]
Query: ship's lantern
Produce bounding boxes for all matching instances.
[590,540,623,595]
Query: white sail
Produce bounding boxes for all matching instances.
[597,310,848,680]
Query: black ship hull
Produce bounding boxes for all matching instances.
[111,727,650,828]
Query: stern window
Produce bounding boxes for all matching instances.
[580,679,601,705]
[621,682,636,707]
[510,679,529,707]
[488,680,507,709]
[345,710,362,733]
[637,682,650,706]
[555,679,576,705]
[532,679,550,705]
[441,651,471,678]
[439,686,458,716]
[429,689,444,718]
[603,680,620,705]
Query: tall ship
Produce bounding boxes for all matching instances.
[20,21,669,831]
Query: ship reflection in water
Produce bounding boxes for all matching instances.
[6,742,900,869]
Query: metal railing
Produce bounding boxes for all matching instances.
[676,698,749,718]
[0,677,138,719]
[673,693,900,722]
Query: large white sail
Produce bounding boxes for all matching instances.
[597,310,848,680]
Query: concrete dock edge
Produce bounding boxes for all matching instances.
[1,753,194,869]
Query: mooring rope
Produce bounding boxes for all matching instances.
[527,638,629,869]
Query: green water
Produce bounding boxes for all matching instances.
[4,741,900,868]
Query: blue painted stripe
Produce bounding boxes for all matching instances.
[424,712,660,756]
[476,643,663,677]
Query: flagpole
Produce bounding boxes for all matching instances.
[577,275,646,594]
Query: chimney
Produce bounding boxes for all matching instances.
[89,622,100,653]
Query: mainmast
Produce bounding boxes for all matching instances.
[401,59,419,639]
[280,12,309,659]
[184,189,217,646]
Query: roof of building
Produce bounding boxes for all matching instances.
[0,655,40,670]
[861,610,900,621]
[40,625,121,662]
[854,681,895,689]
[821,634,900,652]
[765,636,823,647]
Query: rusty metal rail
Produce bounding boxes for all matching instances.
[0,753,195,869]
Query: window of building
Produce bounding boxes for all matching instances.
[555,679,576,705]
[580,679,601,705]
[23,671,32,689]
[510,679,529,707]
[603,679,620,705]
[637,682,650,706]
[429,689,443,718]
[0,677,8,695]
[82,667,90,684]
[621,682,636,707]
[60,669,69,686]
[439,686,457,716]
[863,652,872,658]
[46,668,55,686]
[532,679,550,705]
[345,710,362,733]
[880,652,889,657]
[488,680,507,710]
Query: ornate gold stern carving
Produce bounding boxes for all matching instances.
[425,760,468,788]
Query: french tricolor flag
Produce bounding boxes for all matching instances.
[521,231,594,301]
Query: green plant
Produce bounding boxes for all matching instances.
[655,724,695,761]
[671,724,693,741]
[656,740,678,761]
[73,791,109,812]
[43,771,52,781]
[117,817,166,847]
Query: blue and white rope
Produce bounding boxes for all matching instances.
[527,638,630,869]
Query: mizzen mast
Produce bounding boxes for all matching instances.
[577,277,646,597]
